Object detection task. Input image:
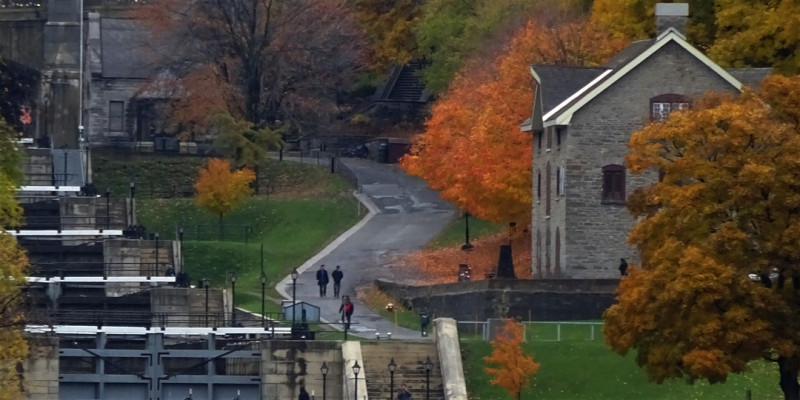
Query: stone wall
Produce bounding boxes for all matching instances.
[23,334,59,400]
[103,238,175,296]
[534,40,744,279]
[375,279,619,321]
[261,340,344,400]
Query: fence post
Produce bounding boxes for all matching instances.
[590,325,595,341]
[557,323,561,342]
[330,157,335,174]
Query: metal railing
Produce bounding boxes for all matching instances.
[27,309,287,330]
[288,149,359,188]
[29,262,173,278]
[457,320,604,342]
[15,215,126,230]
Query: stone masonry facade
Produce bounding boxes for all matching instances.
[533,41,742,279]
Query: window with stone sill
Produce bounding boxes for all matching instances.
[602,164,625,204]
[650,93,690,122]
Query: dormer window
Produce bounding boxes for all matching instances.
[650,94,690,122]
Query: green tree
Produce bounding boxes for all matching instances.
[604,75,800,400]
[194,158,256,239]
[211,112,285,169]
[349,0,424,71]
[414,0,538,93]
[0,116,28,399]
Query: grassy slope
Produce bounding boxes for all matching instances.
[463,338,782,400]
[92,151,361,312]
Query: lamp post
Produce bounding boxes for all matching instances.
[178,227,184,274]
[154,233,160,272]
[105,190,110,229]
[388,358,397,400]
[423,356,432,400]
[352,361,360,400]
[461,211,473,250]
[260,274,268,326]
[290,268,299,326]
[128,181,135,226]
[229,272,238,326]
[320,361,329,400]
[202,278,210,326]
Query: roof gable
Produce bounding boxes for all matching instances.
[543,28,744,127]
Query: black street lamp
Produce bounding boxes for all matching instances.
[202,278,211,326]
[260,274,268,326]
[320,361,329,400]
[291,268,299,326]
[423,356,432,400]
[128,181,135,226]
[154,233,160,271]
[461,211,473,250]
[388,358,397,400]
[105,190,110,229]
[229,272,238,326]
[352,361,361,400]
[178,227,184,273]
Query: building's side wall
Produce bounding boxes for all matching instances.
[86,77,143,144]
[261,340,344,400]
[562,41,740,278]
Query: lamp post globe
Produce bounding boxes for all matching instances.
[290,269,298,325]
[320,361,329,400]
[388,358,397,399]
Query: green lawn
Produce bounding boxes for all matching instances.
[93,151,362,311]
[462,333,783,400]
[427,214,506,249]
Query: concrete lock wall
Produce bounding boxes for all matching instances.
[261,340,344,400]
[376,279,618,321]
[23,334,59,400]
[104,238,175,297]
[150,287,226,327]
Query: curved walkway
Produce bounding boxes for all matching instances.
[275,158,455,339]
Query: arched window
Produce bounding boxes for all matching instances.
[602,164,625,204]
[650,93,690,122]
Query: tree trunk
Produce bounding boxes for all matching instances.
[779,356,800,400]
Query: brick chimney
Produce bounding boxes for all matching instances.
[655,3,689,37]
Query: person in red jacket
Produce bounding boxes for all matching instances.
[339,296,354,329]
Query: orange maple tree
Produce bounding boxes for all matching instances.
[401,9,625,225]
[484,318,540,400]
[194,158,256,239]
[605,75,800,400]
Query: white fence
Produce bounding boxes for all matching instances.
[457,320,604,342]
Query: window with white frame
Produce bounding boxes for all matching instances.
[557,166,565,196]
[650,94,690,122]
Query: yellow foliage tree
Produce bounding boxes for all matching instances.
[484,318,540,400]
[194,158,255,239]
[0,116,28,399]
[604,75,800,400]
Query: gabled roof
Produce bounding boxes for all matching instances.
[726,68,773,90]
[536,27,745,128]
[530,66,609,115]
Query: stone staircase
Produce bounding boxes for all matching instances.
[362,341,445,400]
[386,61,427,102]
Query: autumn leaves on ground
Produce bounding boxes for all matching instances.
[404,231,531,284]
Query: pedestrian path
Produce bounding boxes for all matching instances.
[275,158,455,339]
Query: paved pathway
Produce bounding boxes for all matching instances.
[275,158,455,339]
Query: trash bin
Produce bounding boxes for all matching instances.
[377,141,389,163]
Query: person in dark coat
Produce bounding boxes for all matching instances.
[332,265,344,297]
[619,258,628,276]
[316,264,329,297]
[397,384,412,400]
[298,386,310,400]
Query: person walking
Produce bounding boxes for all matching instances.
[339,296,354,330]
[298,386,310,400]
[316,264,329,297]
[332,265,344,297]
[397,384,412,400]
[619,258,628,276]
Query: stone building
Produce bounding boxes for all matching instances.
[524,3,771,278]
